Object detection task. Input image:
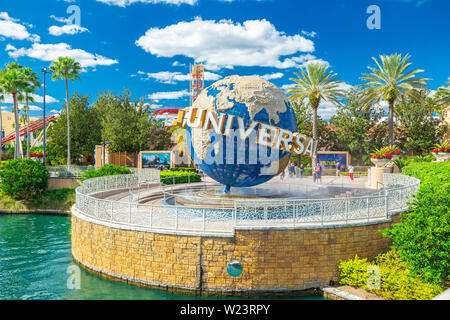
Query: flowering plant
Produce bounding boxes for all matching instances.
[385,145,402,156]
[432,142,450,154]
[370,147,393,160]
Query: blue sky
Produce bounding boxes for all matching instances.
[0,0,449,120]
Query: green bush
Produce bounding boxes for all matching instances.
[338,251,443,300]
[0,159,49,200]
[82,164,132,181]
[383,162,450,284]
[160,170,201,185]
[169,167,196,172]
[303,167,312,176]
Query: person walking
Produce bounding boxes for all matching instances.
[317,164,323,184]
[349,165,354,182]
[336,164,340,177]
[312,166,316,184]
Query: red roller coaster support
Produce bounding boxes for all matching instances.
[1,115,57,145]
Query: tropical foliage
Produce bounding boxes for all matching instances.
[338,251,443,300]
[287,63,346,164]
[383,162,450,284]
[359,53,427,145]
[50,57,82,166]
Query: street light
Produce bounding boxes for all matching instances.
[41,67,52,166]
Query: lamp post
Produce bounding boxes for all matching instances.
[41,67,52,166]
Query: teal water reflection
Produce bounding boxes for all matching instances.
[0,214,324,300]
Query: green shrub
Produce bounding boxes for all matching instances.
[0,159,49,200]
[169,167,196,172]
[44,188,76,201]
[303,167,312,176]
[82,164,132,180]
[338,251,443,300]
[383,162,450,285]
[160,170,201,185]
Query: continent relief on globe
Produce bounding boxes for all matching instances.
[173,75,318,160]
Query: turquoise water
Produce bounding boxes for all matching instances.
[0,214,324,300]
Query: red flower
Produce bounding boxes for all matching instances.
[439,147,445,152]
[394,150,401,155]
[375,154,380,159]
[446,147,450,153]
[29,153,36,157]
[432,148,438,153]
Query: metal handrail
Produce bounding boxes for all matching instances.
[74,170,421,235]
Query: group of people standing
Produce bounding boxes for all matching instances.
[280,162,355,182]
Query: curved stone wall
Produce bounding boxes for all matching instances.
[72,211,400,295]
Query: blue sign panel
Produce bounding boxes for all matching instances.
[317,153,347,169]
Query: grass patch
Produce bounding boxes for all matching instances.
[0,188,76,212]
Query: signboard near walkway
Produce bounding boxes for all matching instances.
[317,151,350,169]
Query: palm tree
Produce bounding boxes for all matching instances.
[436,78,450,106]
[0,63,27,159]
[359,53,427,146]
[50,57,81,166]
[287,63,346,165]
[18,68,40,158]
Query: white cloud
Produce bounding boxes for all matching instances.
[50,109,61,114]
[6,42,118,69]
[96,0,197,7]
[138,70,222,83]
[49,15,71,24]
[172,61,186,67]
[301,30,317,38]
[136,18,315,70]
[0,12,40,42]
[18,104,43,111]
[148,90,190,100]
[49,24,89,36]
[1,93,59,104]
[251,72,284,81]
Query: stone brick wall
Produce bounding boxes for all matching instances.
[72,215,400,295]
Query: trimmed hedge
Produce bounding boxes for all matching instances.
[338,251,443,300]
[82,164,132,181]
[383,162,450,285]
[0,159,49,200]
[160,170,201,185]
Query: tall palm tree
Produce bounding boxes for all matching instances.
[359,53,427,145]
[19,68,40,158]
[50,57,81,166]
[287,63,346,165]
[0,63,27,159]
[436,78,450,106]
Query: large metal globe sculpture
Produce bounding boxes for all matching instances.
[187,75,297,193]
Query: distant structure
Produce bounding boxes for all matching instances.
[190,64,204,107]
[153,108,181,127]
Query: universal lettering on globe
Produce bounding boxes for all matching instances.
[172,75,317,193]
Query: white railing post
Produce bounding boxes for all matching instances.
[150,206,153,228]
[202,208,206,233]
[385,190,389,218]
[110,201,113,221]
[367,197,370,221]
[129,202,132,224]
[175,207,179,230]
[321,200,324,226]
[345,198,349,223]
[95,199,98,218]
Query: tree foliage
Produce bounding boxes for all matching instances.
[47,94,101,164]
[395,90,446,155]
[94,90,172,153]
[330,90,387,164]
[0,159,48,200]
[383,162,450,285]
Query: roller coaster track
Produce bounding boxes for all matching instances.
[1,115,57,145]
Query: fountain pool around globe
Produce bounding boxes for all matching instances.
[187,76,297,193]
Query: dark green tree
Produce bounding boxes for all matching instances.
[47,93,102,164]
[394,90,445,155]
[94,90,171,153]
[330,90,387,164]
